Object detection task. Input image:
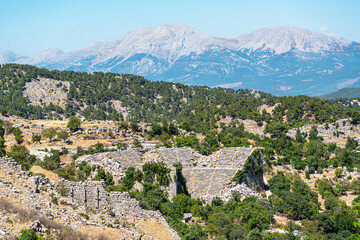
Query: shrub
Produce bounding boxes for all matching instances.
[67,116,81,132]
[7,145,36,171]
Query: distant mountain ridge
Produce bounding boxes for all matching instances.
[318,87,360,99]
[2,24,360,96]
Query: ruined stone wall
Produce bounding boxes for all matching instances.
[56,179,180,239]
[0,157,180,239]
[0,157,23,172]
[77,146,264,202]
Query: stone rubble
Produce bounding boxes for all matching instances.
[287,118,360,147]
[0,157,180,240]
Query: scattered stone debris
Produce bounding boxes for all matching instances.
[0,156,180,239]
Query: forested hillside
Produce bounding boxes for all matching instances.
[0,63,354,134]
[319,88,360,99]
[1,64,360,239]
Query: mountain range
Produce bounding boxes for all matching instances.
[1,24,360,96]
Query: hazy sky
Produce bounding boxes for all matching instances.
[1,0,359,56]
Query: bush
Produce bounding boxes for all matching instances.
[79,213,90,220]
[67,116,81,132]
[7,145,36,171]
[13,127,23,144]
[15,229,38,240]
[42,127,57,141]
[268,172,290,194]
[57,130,69,142]
[31,134,41,144]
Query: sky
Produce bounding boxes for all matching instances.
[1,0,359,57]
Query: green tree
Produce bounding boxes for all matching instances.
[0,136,5,157]
[133,139,143,148]
[2,120,13,135]
[15,229,38,240]
[345,137,358,150]
[295,128,305,143]
[7,145,36,170]
[264,122,289,139]
[335,168,342,178]
[67,116,81,132]
[42,127,57,142]
[168,123,179,135]
[246,228,263,240]
[351,111,360,125]
[0,108,7,115]
[13,127,23,144]
[57,130,69,142]
[309,125,318,141]
[183,223,208,240]
[130,121,140,132]
[121,167,136,190]
[268,172,291,194]
[317,179,340,198]
[349,179,360,194]
[31,134,42,144]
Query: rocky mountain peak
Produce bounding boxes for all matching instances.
[236,25,353,53]
[0,49,28,64]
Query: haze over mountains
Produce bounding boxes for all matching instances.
[1,24,360,96]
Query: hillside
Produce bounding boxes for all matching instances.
[1,113,360,239]
[2,24,360,96]
[319,87,360,99]
[0,64,354,134]
[1,64,360,239]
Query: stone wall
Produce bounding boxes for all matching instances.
[77,146,264,202]
[56,179,180,240]
[0,157,23,172]
[0,157,180,239]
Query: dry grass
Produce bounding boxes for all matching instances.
[0,198,96,240]
[30,165,61,183]
[77,227,127,240]
[340,193,360,206]
[257,104,276,115]
[137,219,174,240]
[60,155,73,163]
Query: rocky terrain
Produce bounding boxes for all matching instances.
[1,112,360,239]
[0,115,267,238]
[0,156,180,240]
[287,118,360,147]
[23,77,70,108]
[0,115,157,154]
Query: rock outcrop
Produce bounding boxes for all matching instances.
[23,77,70,108]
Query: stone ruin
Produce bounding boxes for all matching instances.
[0,157,23,172]
[77,146,265,202]
[55,179,180,240]
[0,156,181,240]
[287,118,360,146]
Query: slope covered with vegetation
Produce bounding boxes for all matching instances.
[319,88,360,100]
[0,63,354,134]
[1,63,360,239]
